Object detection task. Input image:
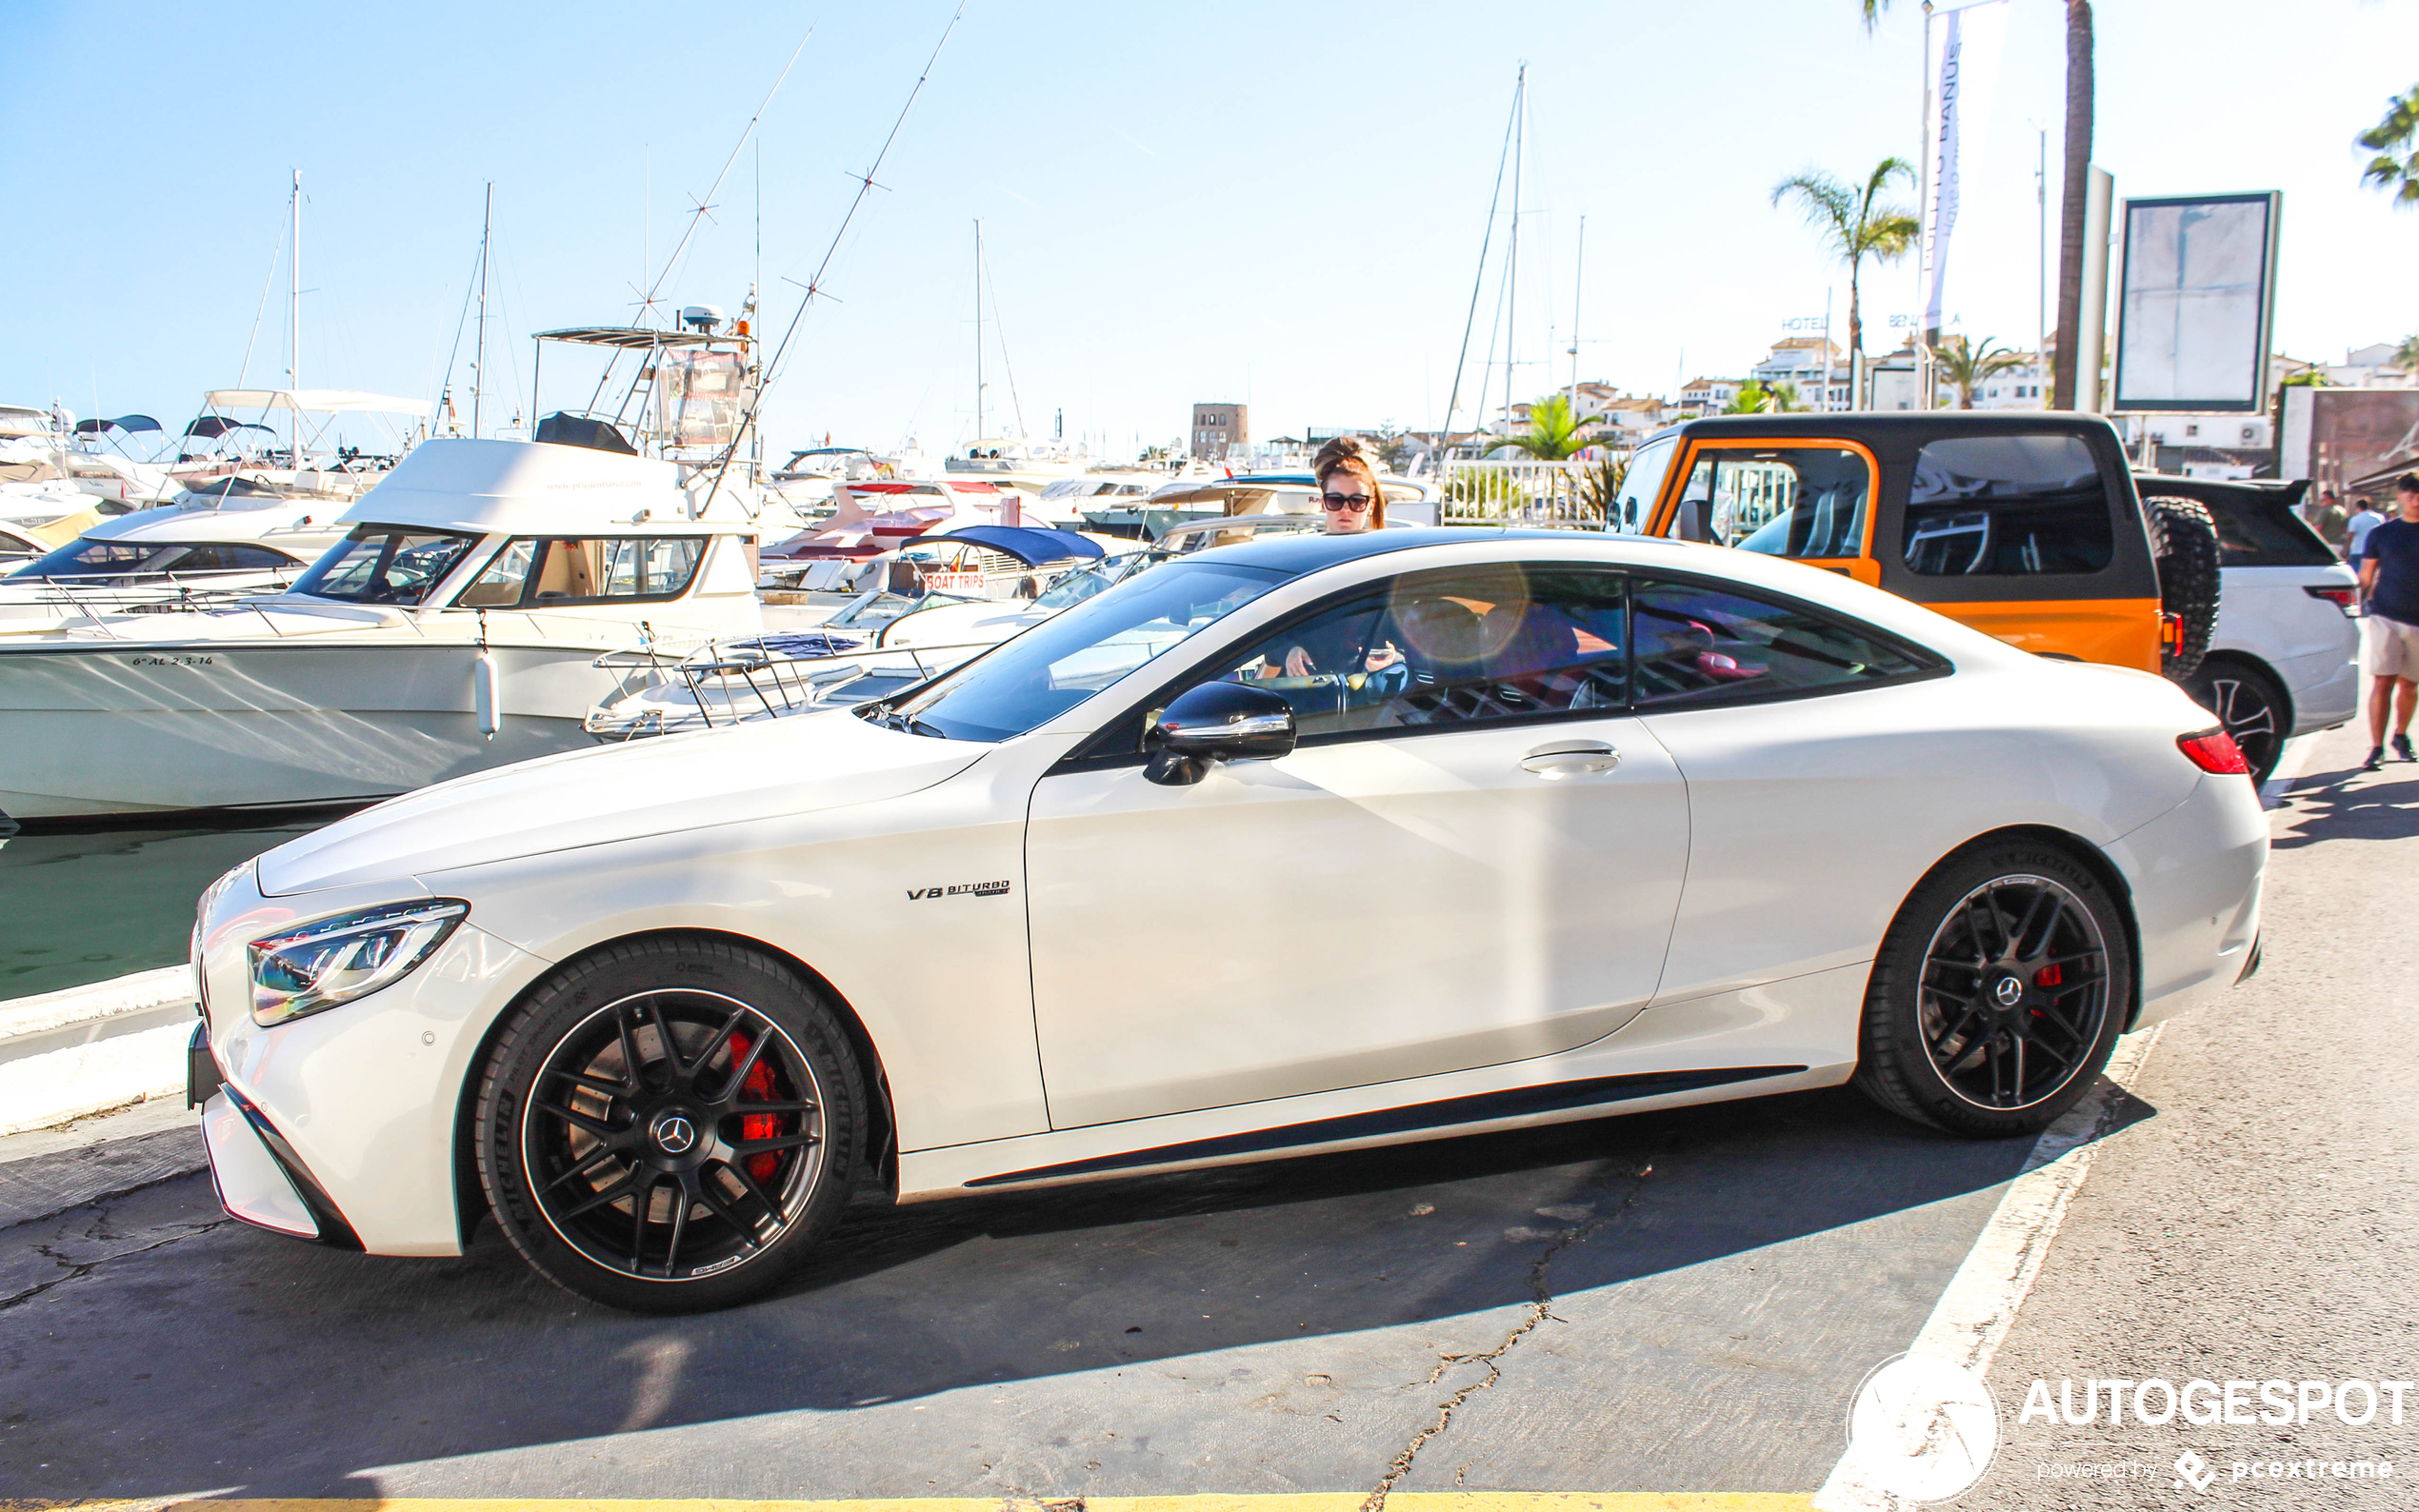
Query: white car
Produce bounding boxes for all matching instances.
[2140,475,2360,783]
[189,528,2268,1311]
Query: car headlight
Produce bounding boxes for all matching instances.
[249,901,470,1026]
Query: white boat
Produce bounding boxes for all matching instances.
[0,436,763,820]
[0,496,351,624]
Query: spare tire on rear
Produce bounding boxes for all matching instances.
[2144,494,2222,682]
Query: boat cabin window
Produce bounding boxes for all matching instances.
[454,536,708,607]
[294,527,482,606]
[7,538,299,585]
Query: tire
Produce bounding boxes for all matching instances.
[2144,495,2222,681]
[2185,657,2289,786]
[473,937,865,1313]
[1852,840,2132,1139]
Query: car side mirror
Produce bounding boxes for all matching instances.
[1675,498,1712,543]
[1144,680,1297,786]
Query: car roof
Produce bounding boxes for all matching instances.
[1642,409,2127,448]
[1184,525,1686,572]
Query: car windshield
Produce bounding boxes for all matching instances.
[876,558,1292,742]
[291,527,482,606]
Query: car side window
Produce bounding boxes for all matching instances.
[1193,564,1630,740]
[1631,579,1931,708]
[1904,434,2116,575]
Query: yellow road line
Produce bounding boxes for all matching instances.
[2,1496,1818,1512]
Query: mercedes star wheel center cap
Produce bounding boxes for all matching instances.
[1993,975,2026,1008]
[651,1112,697,1155]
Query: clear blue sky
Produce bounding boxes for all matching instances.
[6,0,2415,460]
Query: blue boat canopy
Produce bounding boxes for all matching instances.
[914,524,1104,565]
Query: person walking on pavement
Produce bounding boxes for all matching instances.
[2313,487,2350,551]
[2348,496,2384,607]
[2357,474,2419,770]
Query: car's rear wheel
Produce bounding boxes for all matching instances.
[1853,841,2131,1139]
[473,938,863,1313]
[2185,657,2289,785]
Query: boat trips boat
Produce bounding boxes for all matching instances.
[582,517,1309,741]
[0,435,764,820]
[0,496,351,624]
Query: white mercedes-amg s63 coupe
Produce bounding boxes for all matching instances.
[189,527,2268,1311]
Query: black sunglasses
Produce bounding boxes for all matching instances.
[1320,492,1372,512]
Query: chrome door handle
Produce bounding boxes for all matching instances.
[1520,740,1619,778]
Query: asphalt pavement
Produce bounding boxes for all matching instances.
[0,723,2410,1506]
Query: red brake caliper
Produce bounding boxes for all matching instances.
[724,1030,785,1184]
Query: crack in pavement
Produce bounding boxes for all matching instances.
[0,1191,230,1312]
[0,1161,211,1243]
[1359,1154,1660,1510]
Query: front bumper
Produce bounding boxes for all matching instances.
[195,865,550,1256]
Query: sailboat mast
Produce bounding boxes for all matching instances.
[973,218,985,443]
[289,169,301,462]
[1568,213,1584,418]
[472,183,491,439]
[1504,68,1523,433]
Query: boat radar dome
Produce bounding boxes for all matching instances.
[680,305,725,333]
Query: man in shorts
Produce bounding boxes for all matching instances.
[2358,473,2419,770]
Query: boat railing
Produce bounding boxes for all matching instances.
[587,634,998,738]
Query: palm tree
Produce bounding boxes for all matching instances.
[1864,1,2095,409]
[1503,392,1599,461]
[1769,161,1918,389]
[1723,380,1801,416]
[1934,336,2026,410]
[2396,333,2419,373]
[2359,86,2419,208]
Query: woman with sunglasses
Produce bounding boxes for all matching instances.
[1258,438,1401,679]
[1312,435,1387,534]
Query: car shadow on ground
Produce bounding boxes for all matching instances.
[2270,763,2419,848]
[0,1073,2159,1498]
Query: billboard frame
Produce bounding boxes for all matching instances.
[2110,190,2282,415]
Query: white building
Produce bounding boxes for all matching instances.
[1749,338,1852,410]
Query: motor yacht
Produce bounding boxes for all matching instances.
[0,496,351,624]
[0,436,763,820]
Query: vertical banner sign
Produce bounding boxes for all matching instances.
[1923,0,2009,342]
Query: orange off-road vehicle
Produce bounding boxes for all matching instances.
[1608,411,2222,681]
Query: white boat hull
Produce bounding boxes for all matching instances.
[0,639,642,818]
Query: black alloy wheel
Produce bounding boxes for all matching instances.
[1853,841,2130,1138]
[475,938,864,1312]
[2186,659,2288,786]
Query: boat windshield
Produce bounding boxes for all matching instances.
[3,538,297,585]
[873,558,1291,742]
[292,527,482,606]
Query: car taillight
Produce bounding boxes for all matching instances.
[2160,610,2184,648]
[2178,726,2251,776]
[2305,585,2356,615]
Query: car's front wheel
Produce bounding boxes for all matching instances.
[1853,841,2131,1139]
[473,938,864,1312]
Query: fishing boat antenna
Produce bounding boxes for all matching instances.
[698,3,967,515]
[634,26,813,328]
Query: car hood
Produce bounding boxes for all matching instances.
[255,710,990,896]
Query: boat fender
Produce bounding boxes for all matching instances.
[473,652,501,738]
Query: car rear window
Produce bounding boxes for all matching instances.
[1903,434,2115,577]
[2190,492,2337,567]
